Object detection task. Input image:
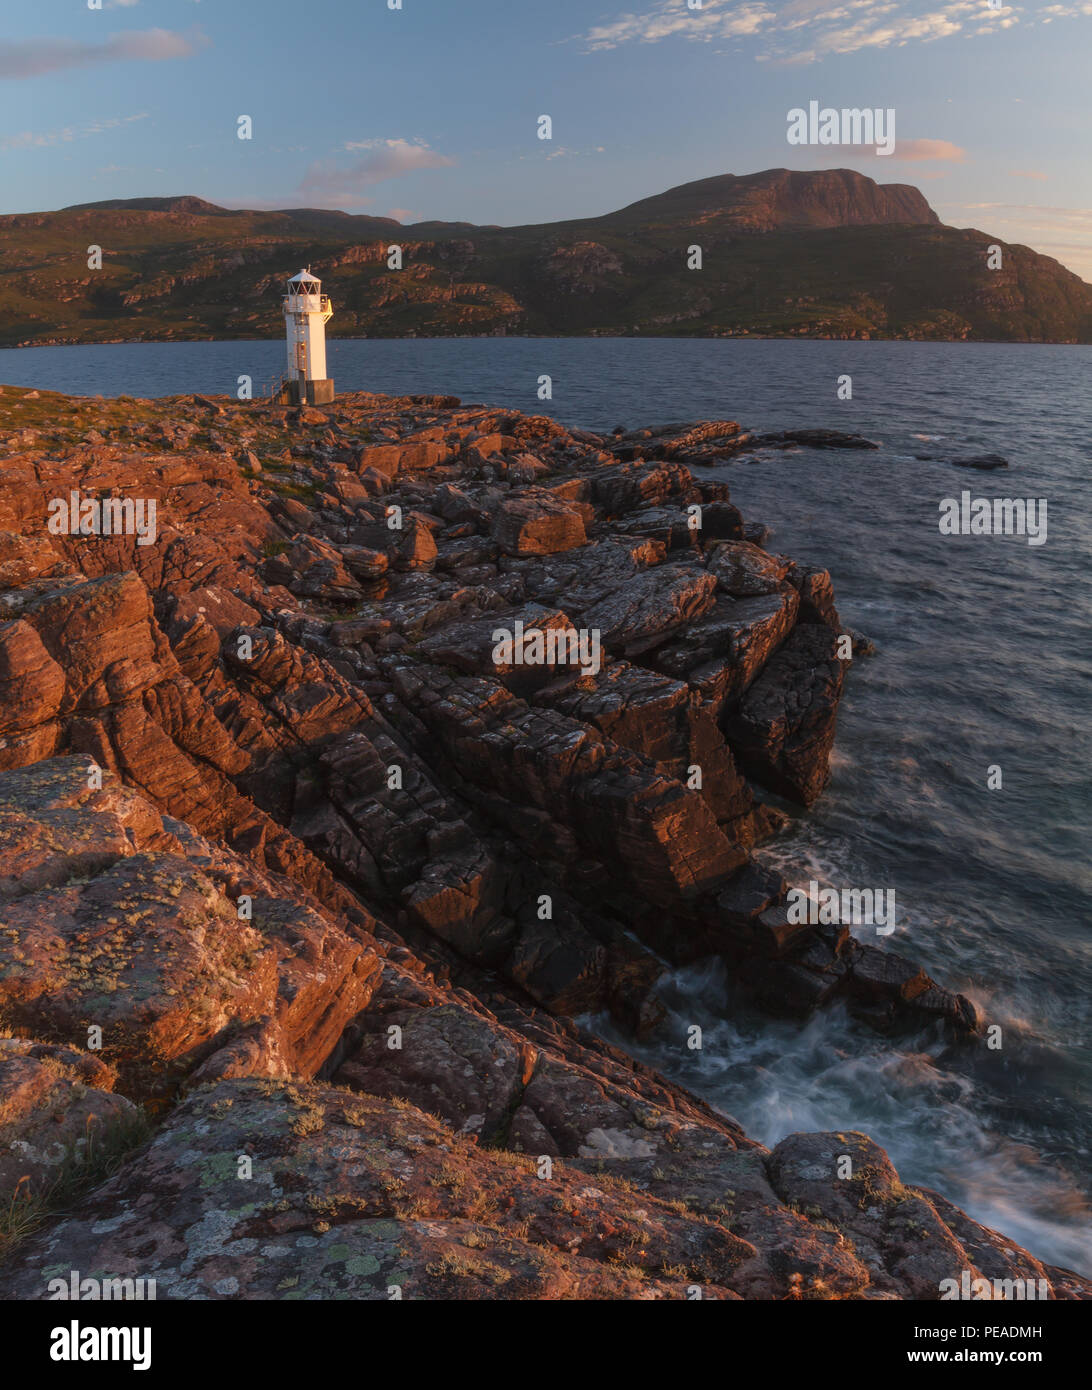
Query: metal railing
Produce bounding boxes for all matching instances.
[265,374,290,404]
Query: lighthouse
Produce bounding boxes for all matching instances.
[279,268,334,405]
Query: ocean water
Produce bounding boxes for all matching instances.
[3,337,1089,1276]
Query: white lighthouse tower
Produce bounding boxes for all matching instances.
[280,268,334,405]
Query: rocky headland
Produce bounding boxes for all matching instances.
[0,383,1085,1300]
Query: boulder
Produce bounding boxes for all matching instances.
[492,493,587,556]
[584,565,717,655]
[767,1132,999,1299]
[0,1038,137,1201]
[652,589,799,714]
[724,623,845,806]
[352,441,447,478]
[707,541,791,597]
[0,759,381,1095]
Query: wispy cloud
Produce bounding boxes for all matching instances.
[1,113,148,152]
[528,145,608,162]
[575,1,1073,64]
[298,139,455,206]
[581,1,774,51]
[793,136,966,164]
[0,29,206,81]
[891,138,966,161]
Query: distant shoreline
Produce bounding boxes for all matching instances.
[5,334,1092,350]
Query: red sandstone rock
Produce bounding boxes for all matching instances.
[492,493,587,555]
[0,1039,137,1201]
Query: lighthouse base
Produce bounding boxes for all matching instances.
[277,378,335,407]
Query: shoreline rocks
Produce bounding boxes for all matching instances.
[0,383,1081,1300]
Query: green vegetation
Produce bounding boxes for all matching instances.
[0,1108,152,1265]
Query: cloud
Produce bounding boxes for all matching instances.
[536,145,607,161]
[792,135,965,164]
[574,0,1078,64]
[1009,169,1049,180]
[337,138,455,176]
[891,138,966,161]
[581,1,774,51]
[298,139,455,205]
[1,112,148,151]
[0,29,206,80]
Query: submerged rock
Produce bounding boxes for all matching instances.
[752,429,880,450]
[916,452,1010,470]
[950,453,1009,470]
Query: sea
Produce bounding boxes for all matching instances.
[2,336,1089,1276]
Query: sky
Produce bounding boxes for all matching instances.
[2,0,1091,279]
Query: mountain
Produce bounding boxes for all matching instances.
[599,168,940,231]
[3,168,1090,345]
[60,196,233,216]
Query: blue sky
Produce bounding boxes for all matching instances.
[2,0,1091,278]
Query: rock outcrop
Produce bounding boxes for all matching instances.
[0,384,1084,1301]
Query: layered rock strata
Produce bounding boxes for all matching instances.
[0,385,1080,1300]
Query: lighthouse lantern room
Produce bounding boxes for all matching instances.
[278,268,334,405]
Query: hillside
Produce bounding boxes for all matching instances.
[3,167,1091,345]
